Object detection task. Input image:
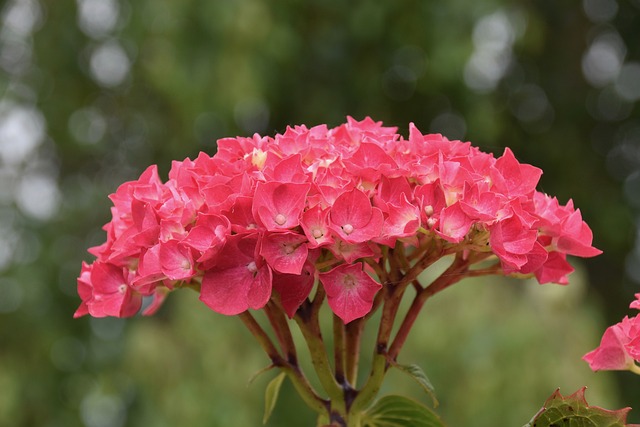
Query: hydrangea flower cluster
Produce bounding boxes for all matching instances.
[584,294,640,373]
[75,117,601,323]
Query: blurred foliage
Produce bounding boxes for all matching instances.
[1,0,640,425]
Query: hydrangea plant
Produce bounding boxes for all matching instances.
[76,117,629,426]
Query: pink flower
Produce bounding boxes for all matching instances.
[436,203,473,243]
[489,215,539,271]
[300,205,334,248]
[329,188,384,244]
[200,234,272,316]
[159,239,196,281]
[319,263,382,324]
[82,262,142,318]
[252,182,310,231]
[583,315,640,371]
[272,262,316,318]
[260,232,309,275]
[490,148,542,197]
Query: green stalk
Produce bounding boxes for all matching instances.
[294,294,344,404]
[239,311,328,416]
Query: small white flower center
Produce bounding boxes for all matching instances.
[118,284,127,294]
[275,213,287,226]
[312,228,323,239]
[426,217,437,228]
[342,224,354,235]
[424,205,434,217]
[181,259,191,270]
[247,261,258,273]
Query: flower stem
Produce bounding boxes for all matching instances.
[239,311,282,362]
[388,253,470,361]
[348,349,387,416]
[294,296,344,403]
[280,364,330,416]
[333,313,347,384]
[239,311,328,416]
[345,317,364,386]
[264,301,298,363]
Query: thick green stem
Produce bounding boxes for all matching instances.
[294,301,344,404]
[348,350,387,417]
[280,364,330,416]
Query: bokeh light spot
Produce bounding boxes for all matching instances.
[614,62,640,102]
[89,41,131,88]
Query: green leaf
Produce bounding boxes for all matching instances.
[391,362,439,407]
[263,372,286,424]
[523,387,638,427]
[361,395,446,427]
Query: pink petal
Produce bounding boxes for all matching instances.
[199,234,273,315]
[301,205,334,248]
[319,263,382,324]
[583,319,635,371]
[159,239,196,280]
[260,232,309,275]
[253,182,310,230]
[436,203,472,243]
[272,263,316,318]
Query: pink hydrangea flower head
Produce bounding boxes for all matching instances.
[76,117,601,321]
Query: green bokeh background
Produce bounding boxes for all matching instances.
[1,0,639,425]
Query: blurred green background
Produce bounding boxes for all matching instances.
[1,0,639,425]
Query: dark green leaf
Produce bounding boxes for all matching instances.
[263,372,286,424]
[361,395,446,427]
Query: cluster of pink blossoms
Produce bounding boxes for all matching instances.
[584,294,640,372]
[76,117,601,323]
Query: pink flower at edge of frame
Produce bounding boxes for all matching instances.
[583,316,638,371]
[319,263,382,324]
[630,293,640,310]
